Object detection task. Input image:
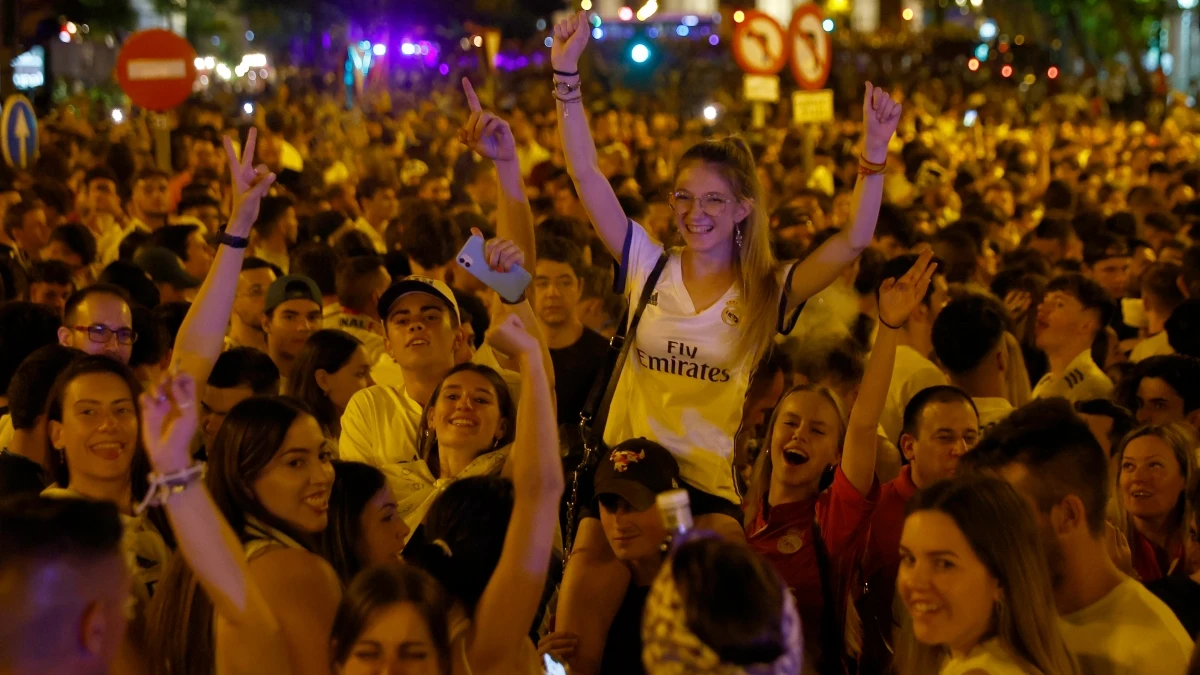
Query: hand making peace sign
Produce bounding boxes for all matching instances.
[223,127,276,237]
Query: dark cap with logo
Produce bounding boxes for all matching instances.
[377,275,461,324]
[265,274,323,314]
[592,438,680,512]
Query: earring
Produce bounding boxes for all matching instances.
[735,224,744,248]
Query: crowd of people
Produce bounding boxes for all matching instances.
[4,11,1200,675]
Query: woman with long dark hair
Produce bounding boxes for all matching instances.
[404,313,563,673]
[322,460,409,585]
[145,395,340,675]
[386,362,517,543]
[44,355,171,604]
[287,329,374,440]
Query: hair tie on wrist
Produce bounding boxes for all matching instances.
[553,68,579,77]
[878,315,903,330]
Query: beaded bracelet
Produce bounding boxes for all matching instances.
[135,463,207,514]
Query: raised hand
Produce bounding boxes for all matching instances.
[485,313,539,357]
[459,78,517,162]
[1003,290,1032,320]
[473,227,525,273]
[878,248,937,328]
[862,82,902,163]
[223,127,276,236]
[551,11,591,72]
[140,371,199,475]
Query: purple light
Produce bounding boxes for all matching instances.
[438,63,450,75]
[708,34,719,45]
[321,32,331,49]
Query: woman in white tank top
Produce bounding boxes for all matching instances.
[549,11,904,673]
[893,475,1079,675]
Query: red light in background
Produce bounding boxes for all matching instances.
[618,6,633,20]
[1048,66,1059,79]
[1001,65,1013,78]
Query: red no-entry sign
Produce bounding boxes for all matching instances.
[115,29,197,111]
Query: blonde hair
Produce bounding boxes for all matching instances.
[677,137,780,368]
[742,384,847,529]
[894,476,1080,675]
[1114,423,1198,563]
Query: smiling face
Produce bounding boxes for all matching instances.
[898,510,1001,657]
[1119,435,1186,523]
[384,293,459,373]
[50,372,140,489]
[251,414,335,534]
[598,495,666,562]
[672,162,750,255]
[356,486,409,567]
[768,390,843,491]
[428,370,506,454]
[61,293,135,364]
[340,602,443,675]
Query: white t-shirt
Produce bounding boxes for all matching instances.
[324,309,387,365]
[1129,330,1174,362]
[1032,350,1113,403]
[972,396,1014,433]
[879,345,949,444]
[340,346,521,467]
[1059,577,1193,675]
[602,221,797,505]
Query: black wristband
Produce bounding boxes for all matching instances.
[878,314,903,330]
[216,227,249,249]
[553,68,579,77]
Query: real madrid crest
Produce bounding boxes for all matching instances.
[722,299,741,327]
[777,528,805,554]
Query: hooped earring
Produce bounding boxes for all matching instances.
[735,224,744,248]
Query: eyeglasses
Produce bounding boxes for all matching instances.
[669,191,732,218]
[73,324,138,345]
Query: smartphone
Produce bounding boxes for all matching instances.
[963,110,978,128]
[456,235,532,303]
[543,653,567,675]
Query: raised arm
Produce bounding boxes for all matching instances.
[786,84,901,314]
[551,13,627,257]
[467,314,564,670]
[460,78,536,268]
[474,228,555,387]
[139,372,292,673]
[172,129,275,403]
[841,249,937,495]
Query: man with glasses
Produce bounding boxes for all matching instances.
[55,284,136,364]
[224,257,277,353]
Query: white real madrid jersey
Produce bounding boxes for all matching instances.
[603,221,797,505]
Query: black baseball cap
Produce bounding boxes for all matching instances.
[377,275,460,324]
[265,274,323,314]
[592,438,680,512]
[133,246,201,289]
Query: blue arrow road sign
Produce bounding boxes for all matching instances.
[1,95,37,169]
